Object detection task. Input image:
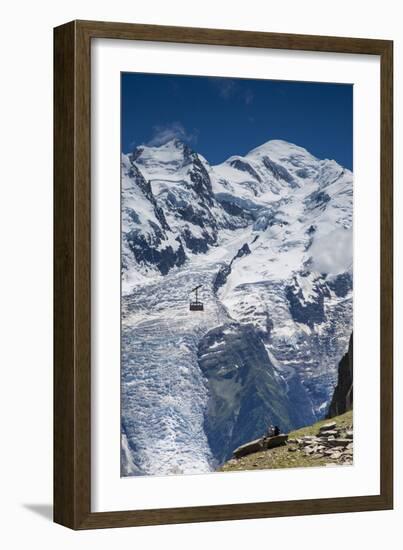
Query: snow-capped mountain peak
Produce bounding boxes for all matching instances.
[130,138,194,178]
[121,137,353,475]
[246,138,318,163]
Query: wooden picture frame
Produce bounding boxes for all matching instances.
[54,20,393,530]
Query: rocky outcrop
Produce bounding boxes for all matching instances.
[233,434,288,458]
[285,271,331,328]
[220,412,353,472]
[121,157,187,277]
[233,438,264,459]
[287,421,353,464]
[327,333,353,418]
[213,243,251,293]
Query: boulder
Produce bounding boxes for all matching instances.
[232,433,288,458]
[263,434,288,450]
[233,438,264,458]
[319,422,337,432]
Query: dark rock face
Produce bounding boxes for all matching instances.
[198,323,307,463]
[327,333,353,418]
[188,153,214,204]
[181,226,212,254]
[228,158,262,181]
[122,161,187,275]
[234,243,251,260]
[254,211,289,231]
[262,156,297,187]
[327,272,353,298]
[305,190,331,210]
[126,229,186,276]
[219,199,252,220]
[213,264,232,293]
[126,163,170,229]
[285,272,330,328]
[284,372,318,429]
[213,243,251,293]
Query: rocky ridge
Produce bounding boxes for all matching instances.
[327,333,353,418]
[220,411,353,472]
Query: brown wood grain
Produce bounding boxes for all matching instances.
[54,20,393,530]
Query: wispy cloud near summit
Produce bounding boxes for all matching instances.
[147,122,199,146]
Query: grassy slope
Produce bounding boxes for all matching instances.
[219,410,353,472]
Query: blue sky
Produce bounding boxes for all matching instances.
[121,72,353,170]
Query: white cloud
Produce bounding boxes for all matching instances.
[310,228,353,275]
[147,122,198,146]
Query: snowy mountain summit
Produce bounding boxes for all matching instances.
[121,138,353,476]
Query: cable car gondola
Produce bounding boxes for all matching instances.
[189,285,204,311]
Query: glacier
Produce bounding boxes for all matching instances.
[120,138,353,476]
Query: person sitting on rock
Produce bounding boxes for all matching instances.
[273,425,281,436]
[266,425,275,437]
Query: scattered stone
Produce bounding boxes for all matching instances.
[341,456,353,464]
[316,437,331,444]
[319,430,338,437]
[301,438,316,446]
[327,438,350,447]
[311,445,324,454]
[345,430,353,439]
[330,451,342,460]
[288,447,297,452]
[324,449,336,455]
[319,422,337,432]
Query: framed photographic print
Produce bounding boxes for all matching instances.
[54,20,393,529]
